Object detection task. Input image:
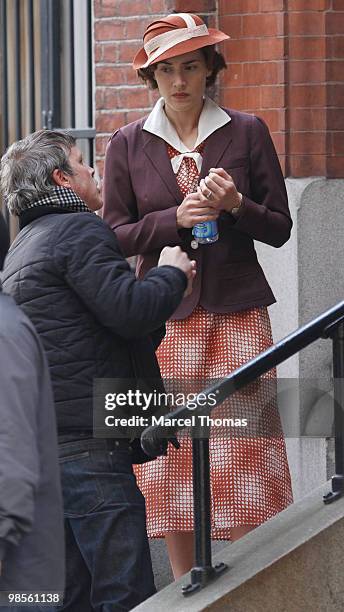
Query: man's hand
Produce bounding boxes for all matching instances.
[199,168,242,213]
[158,246,196,296]
[176,192,219,229]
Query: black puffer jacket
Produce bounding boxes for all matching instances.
[2,209,186,434]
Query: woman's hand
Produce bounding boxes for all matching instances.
[199,168,242,214]
[176,192,220,229]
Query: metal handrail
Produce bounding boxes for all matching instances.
[141,300,344,595]
[142,300,344,452]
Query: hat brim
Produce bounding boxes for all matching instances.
[132,29,229,70]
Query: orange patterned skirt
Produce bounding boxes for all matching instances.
[134,305,293,539]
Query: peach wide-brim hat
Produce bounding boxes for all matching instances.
[132,13,229,70]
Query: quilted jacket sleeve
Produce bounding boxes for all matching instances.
[53,213,187,339]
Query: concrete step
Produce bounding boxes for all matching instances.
[136,479,344,611]
[150,539,228,592]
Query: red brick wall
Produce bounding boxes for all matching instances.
[94,0,217,176]
[94,0,344,178]
[219,0,344,177]
[218,0,287,172]
[94,0,170,176]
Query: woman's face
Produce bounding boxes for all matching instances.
[153,49,212,114]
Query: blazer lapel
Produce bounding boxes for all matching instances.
[141,120,233,199]
[199,122,233,179]
[142,131,183,203]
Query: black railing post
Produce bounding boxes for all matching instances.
[182,437,228,595]
[333,321,344,476]
[192,438,212,569]
[324,321,344,504]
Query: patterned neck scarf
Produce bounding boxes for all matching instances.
[25,186,91,213]
[167,142,205,196]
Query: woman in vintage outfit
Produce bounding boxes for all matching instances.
[102,12,293,579]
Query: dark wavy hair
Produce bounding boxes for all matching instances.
[137,45,227,90]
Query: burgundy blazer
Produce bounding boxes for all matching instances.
[102,108,292,320]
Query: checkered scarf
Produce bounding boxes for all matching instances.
[26,186,91,213]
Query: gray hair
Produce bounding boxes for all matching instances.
[0,129,76,215]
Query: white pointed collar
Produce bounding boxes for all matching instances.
[143,96,231,168]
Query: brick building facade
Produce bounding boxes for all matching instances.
[94,0,344,179]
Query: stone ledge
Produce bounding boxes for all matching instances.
[133,479,344,611]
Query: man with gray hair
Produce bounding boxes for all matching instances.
[0,130,195,611]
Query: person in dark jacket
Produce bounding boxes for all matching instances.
[0,212,65,611]
[0,130,195,612]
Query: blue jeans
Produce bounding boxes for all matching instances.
[56,437,156,612]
